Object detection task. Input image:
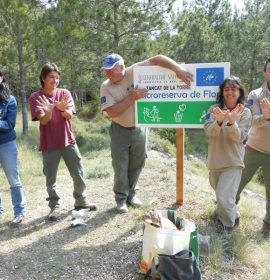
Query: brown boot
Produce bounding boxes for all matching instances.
[234,217,240,228]
[74,204,97,211]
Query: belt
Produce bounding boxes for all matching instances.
[112,121,136,130]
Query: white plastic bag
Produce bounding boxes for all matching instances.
[139,222,193,274]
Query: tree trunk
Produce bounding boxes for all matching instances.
[113,1,120,48]
[17,24,28,135]
[249,50,257,92]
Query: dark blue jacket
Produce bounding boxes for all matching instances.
[0,95,17,145]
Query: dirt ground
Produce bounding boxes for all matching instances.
[0,150,265,279]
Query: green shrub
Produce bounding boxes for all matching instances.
[80,134,110,152]
[156,128,176,144]
[256,167,264,185]
[72,113,111,152]
[77,98,100,119]
[152,128,208,158]
[86,165,111,179]
[148,129,176,155]
[185,129,208,157]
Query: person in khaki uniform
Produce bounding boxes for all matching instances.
[236,56,270,238]
[204,76,251,232]
[100,54,193,213]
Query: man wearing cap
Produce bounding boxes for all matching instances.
[100,54,193,213]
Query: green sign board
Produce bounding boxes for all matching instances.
[137,101,216,128]
[134,63,230,128]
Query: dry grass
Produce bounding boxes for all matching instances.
[0,116,270,279]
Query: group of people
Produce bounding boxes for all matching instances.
[1,54,270,239]
[204,57,270,237]
[0,54,192,224]
[101,53,270,239]
[0,63,97,225]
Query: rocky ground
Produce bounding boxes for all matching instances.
[0,149,267,279]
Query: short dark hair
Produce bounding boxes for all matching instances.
[264,57,270,72]
[39,62,60,87]
[217,75,245,109]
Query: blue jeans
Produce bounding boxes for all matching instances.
[0,140,26,216]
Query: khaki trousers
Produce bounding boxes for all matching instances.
[236,148,270,225]
[210,167,241,227]
[109,122,146,203]
[42,144,87,209]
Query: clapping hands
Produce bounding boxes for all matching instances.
[37,95,55,112]
[260,98,270,120]
[226,104,245,125]
[55,95,71,112]
[213,104,245,125]
[212,107,227,125]
[37,95,71,113]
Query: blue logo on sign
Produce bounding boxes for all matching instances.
[196,67,224,86]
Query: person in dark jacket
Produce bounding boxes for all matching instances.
[0,70,26,225]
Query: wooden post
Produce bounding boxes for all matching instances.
[176,128,184,205]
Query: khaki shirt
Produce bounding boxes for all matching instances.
[100,60,150,127]
[246,82,270,154]
[204,105,252,170]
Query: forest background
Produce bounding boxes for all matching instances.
[1,0,270,140]
[1,1,270,279]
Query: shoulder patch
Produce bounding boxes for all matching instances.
[101,96,107,105]
[247,99,253,107]
[205,113,211,120]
